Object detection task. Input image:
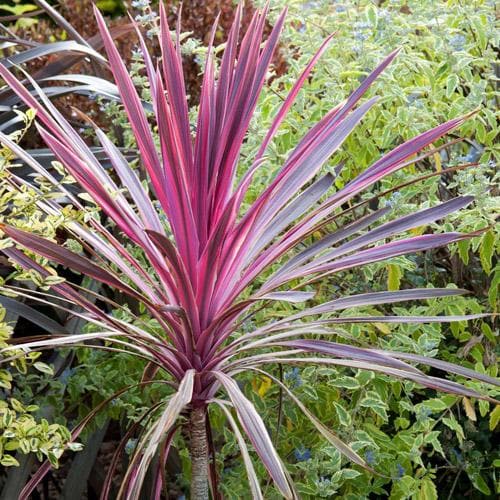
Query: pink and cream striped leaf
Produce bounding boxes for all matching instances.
[0,2,496,498]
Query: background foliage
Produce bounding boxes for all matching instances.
[0,0,498,498]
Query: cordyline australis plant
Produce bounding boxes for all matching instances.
[0,2,498,499]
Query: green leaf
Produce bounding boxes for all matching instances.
[488,269,499,310]
[457,240,470,265]
[394,417,410,430]
[445,74,459,98]
[387,263,402,291]
[479,230,494,274]
[33,362,54,376]
[424,431,445,457]
[481,323,496,344]
[0,455,20,467]
[471,17,487,50]
[333,402,351,427]
[9,398,24,413]
[475,120,486,144]
[489,405,500,431]
[341,468,361,480]
[479,399,490,418]
[360,392,388,421]
[366,5,378,28]
[418,478,437,500]
[417,398,450,413]
[329,377,360,390]
[471,474,491,495]
[442,415,465,443]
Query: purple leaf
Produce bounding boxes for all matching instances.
[277,287,469,323]
[270,339,422,373]
[213,371,294,499]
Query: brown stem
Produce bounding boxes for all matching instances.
[189,406,209,500]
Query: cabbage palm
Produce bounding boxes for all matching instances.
[0,3,497,499]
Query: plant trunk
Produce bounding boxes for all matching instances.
[189,406,209,500]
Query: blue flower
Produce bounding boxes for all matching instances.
[285,367,303,388]
[450,34,466,52]
[451,448,464,464]
[396,463,405,479]
[385,191,402,208]
[352,44,362,56]
[378,9,391,21]
[294,445,311,462]
[316,476,332,488]
[465,147,480,163]
[365,449,376,465]
[125,438,137,456]
[135,12,157,24]
[354,21,371,30]
[354,31,369,41]
[406,92,420,104]
[132,0,150,8]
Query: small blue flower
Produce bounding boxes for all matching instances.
[385,191,402,208]
[125,438,137,456]
[335,5,346,13]
[396,463,405,479]
[132,0,150,8]
[451,448,464,463]
[449,34,466,52]
[316,476,332,488]
[284,367,303,388]
[378,9,391,21]
[365,449,376,465]
[354,31,369,41]
[294,445,311,462]
[135,12,157,24]
[465,147,480,163]
[406,92,420,104]
[354,21,371,30]
[352,44,362,56]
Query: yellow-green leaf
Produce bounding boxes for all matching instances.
[462,397,477,422]
[257,376,272,397]
[479,230,494,274]
[0,455,19,467]
[418,477,437,500]
[445,74,459,98]
[387,263,402,291]
[489,405,500,431]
